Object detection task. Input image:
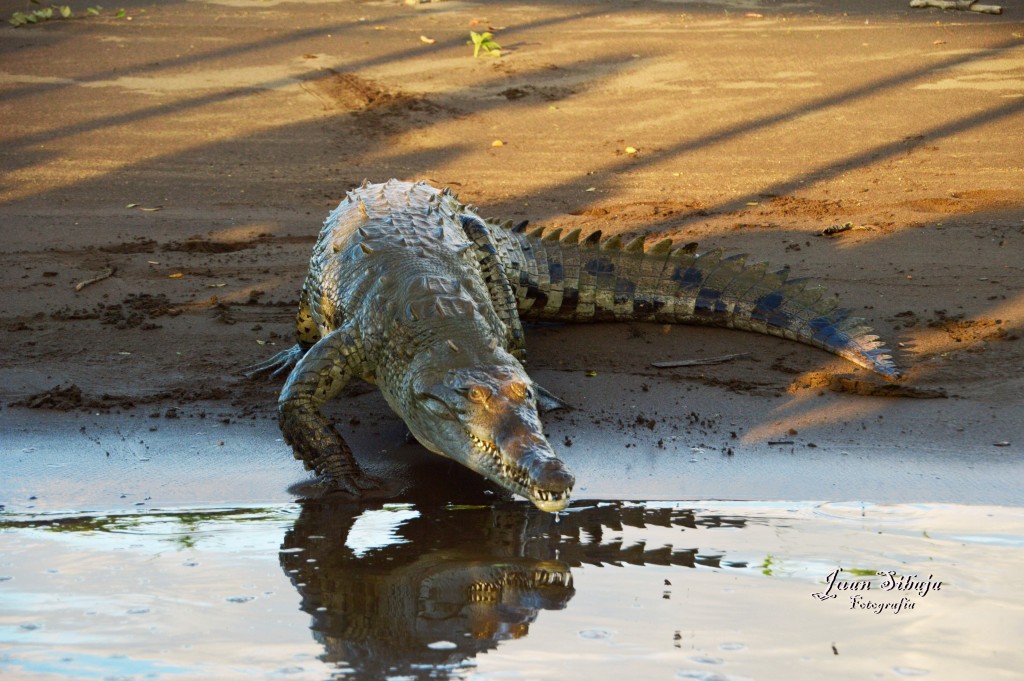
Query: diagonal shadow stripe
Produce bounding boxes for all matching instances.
[0,4,614,103]
[696,95,1024,228]
[479,38,1024,230]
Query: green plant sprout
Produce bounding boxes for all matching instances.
[844,567,878,577]
[468,31,501,58]
[9,2,104,27]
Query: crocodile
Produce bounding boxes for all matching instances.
[280,497,745,677]
[250,179,900,513]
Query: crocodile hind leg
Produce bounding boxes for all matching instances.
[278,326,382,495]
[245,289,322,378]
[460,214,527,360]
[245,344,307,378]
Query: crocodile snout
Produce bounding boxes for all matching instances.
[524,454,575,495]
[495,431,574,512]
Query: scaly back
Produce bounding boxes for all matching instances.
[485,220,900,379]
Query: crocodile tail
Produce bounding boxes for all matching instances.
[488,221,900,379]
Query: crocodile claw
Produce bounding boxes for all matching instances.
[333,468,387,497]
[244,344,306,379]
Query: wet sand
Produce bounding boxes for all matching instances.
[3,389,1022,515]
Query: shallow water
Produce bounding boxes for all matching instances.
[2,499,1022,680]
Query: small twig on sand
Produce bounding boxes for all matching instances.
[651,352,751,368]
[299,81,335,110]
[910,0,1002,15]
[820,222,854,237]
[817,222,877,237]
[74,266,115,292]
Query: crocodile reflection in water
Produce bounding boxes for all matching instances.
[279,498,750,679]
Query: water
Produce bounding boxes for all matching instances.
[2,500,1021,680]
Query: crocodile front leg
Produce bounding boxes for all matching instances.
[278,327,382,495]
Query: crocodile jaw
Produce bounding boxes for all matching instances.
[467,430,573,512]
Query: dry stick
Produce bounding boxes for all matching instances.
[651,352,751,369]
[299,81,336,111]
[909,0,1002,14]
[820,222,854,237]
[74,266,115,292]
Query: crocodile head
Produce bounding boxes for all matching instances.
[408,362,574,512]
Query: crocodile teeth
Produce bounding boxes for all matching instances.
[466,430,534,489]
[533,570,569,587]
[533,489,570,504]
[468,432,498,455]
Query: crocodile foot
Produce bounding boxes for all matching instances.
[244,344,306,379]
[294,437,389,499]
[280,400,394,499]
[330,466,388,498]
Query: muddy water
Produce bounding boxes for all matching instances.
[2,499,1021,680]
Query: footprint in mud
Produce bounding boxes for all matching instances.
[677,671,751,681]
[718,642,746,652]
[578,628,615,640]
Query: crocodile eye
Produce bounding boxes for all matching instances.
[507,382,528,401]
[468,385,490,403]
